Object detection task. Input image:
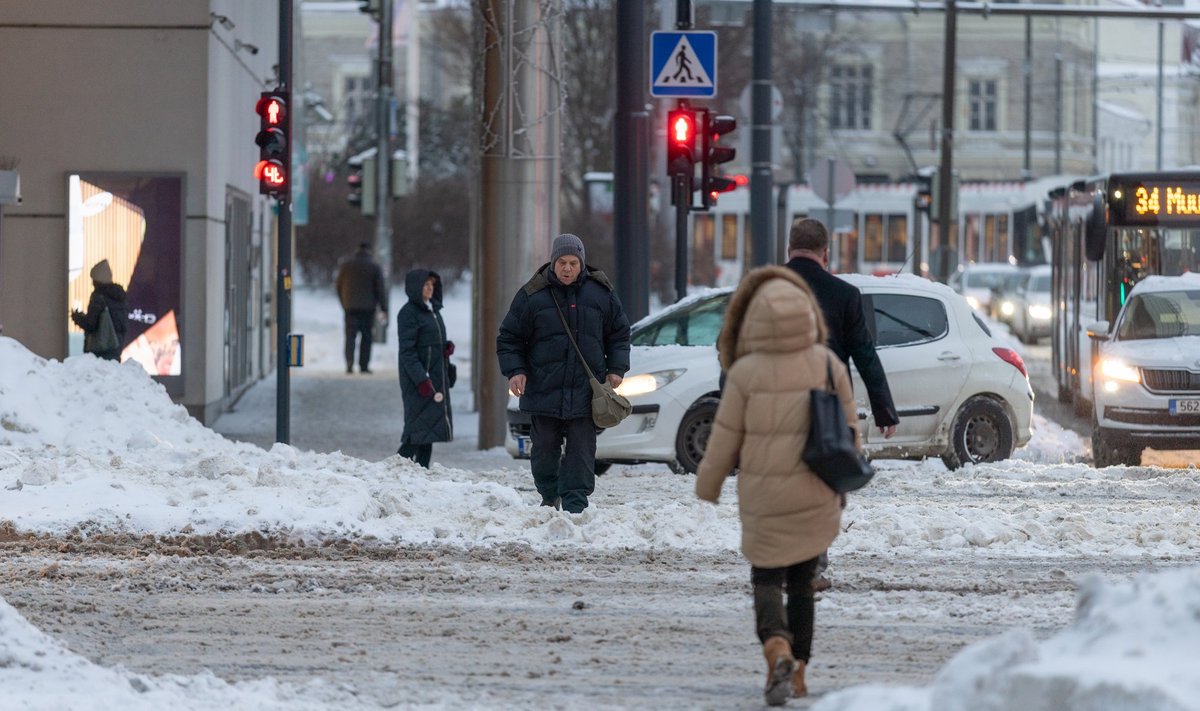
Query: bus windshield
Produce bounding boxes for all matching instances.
[1112,227,1200,304]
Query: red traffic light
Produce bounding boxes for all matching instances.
[255,90,290,198]
[671,113,694,145]
[256,95,286,125]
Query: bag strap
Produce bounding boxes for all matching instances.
[825,356,835,393]
[550,290,601,385]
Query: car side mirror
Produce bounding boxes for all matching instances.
[1086,320,1111,340]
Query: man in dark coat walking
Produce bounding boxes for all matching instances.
[785,218,899,591]
[336,242,388,374]
[785,218,899,435]
[497,234,631,513]
[71,259,129,361]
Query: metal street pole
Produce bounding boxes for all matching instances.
[674,0,692,302]
[935,0,956,284]
[750,0,773,267]
[276,0,294,443]
[375,0,394,290]
[614,0,650,322]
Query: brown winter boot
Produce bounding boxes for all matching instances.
[762,636,796,707]
[791,659,808,698]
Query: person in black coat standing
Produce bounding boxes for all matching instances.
[396,269,453,468]
[336,242,388,374]
[497,234,631,513]
[71,259,129,361]
[785,218,899,592]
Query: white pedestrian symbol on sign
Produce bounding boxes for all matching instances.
[654,36,713,88]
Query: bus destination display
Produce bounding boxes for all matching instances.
[1111,177,1200,225]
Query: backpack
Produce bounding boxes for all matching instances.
[86,304,120,355]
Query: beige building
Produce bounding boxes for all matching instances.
[0,1,288,423]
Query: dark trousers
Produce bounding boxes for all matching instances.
[344,309,374,371]
[752,556,820,662]
[398,443,432,468]
[530,415,596,513]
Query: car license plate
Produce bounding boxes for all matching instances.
[516,435,532,456]
[1169,399,1200,415]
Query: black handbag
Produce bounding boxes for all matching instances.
[802,357,875,493]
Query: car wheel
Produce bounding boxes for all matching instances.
[941,397,1015,470]
[675,396,720,475]
[594,460,613,476]
[1091,425,1141,468]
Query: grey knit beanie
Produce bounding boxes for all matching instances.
[550,233,586,267]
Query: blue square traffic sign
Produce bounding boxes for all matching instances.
[650,31,717,98]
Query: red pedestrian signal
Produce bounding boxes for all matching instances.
[255,90,290,198]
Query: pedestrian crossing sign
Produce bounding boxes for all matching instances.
[650,31,717,98]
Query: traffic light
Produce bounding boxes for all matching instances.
[347,164,363,207]
[254,90,289,199]
[358,0,381,17]
[914,173,933,213]
[666,107,698,190]
[701,113,737,208]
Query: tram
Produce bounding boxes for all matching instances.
[1047,171,1200,413]
[688,176,1066,286]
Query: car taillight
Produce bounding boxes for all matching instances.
[992,347,1028,378]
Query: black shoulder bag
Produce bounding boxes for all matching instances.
[802,357,875,493]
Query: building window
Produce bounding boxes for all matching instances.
[341,75,372,126]
[968,79,997,132]
[829,65,873,130]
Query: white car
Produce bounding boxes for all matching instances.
[1086,274,1200,467]
[950,262,1023,316]
[506,275,1034,472]
[1007,265,1053,344]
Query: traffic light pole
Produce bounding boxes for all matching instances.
[374,0,394,291]
[275,0,293,444]
[673,171,689,302]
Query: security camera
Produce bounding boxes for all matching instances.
[235,40,260,55]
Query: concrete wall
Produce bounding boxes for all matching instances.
[0,0,281,424]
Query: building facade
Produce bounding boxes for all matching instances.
[0,1,287,424]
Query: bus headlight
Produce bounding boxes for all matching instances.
[615,369,686,397]
[1098,358,1140,384]
[1028,304,1052,321]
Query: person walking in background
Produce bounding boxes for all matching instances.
[71,259,128,361]
[396,269,454,468]
[785,217,898,591]
[336,242,388,374]
[695,265,858,705]
[497,234,630,514]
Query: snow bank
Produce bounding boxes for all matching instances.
[815,565,1200,711]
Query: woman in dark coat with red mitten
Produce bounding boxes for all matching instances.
[396,269,453,467]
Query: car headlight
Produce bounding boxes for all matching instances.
[999,300,1015,317]
[965,295,982,311]
[1028,304,1052,321]
[615,369,686,397]
[1098,358,1140,383]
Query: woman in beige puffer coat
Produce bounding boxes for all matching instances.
[695,265,859,706]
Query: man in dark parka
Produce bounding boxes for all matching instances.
[336,242,388,374]
[497,234,631,513]
[71,259,129,361]
[785,217,899,591]
[396,269,453,467]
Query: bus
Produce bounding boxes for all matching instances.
[689,177,1065,285]
[1047,171,1200,414]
